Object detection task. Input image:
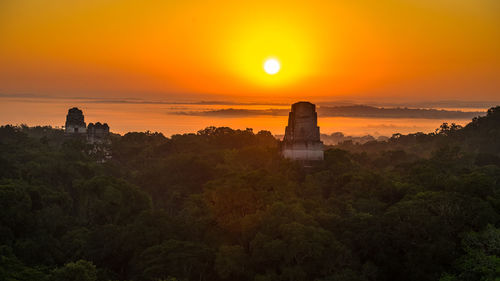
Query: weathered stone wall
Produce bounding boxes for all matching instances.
[87,122,110,144]
[282,142,324,161]
[282,101,324,161]
[284,102,320,143]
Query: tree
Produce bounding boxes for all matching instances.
[440,225,500,281]
[51,260,97,281]
[215,245,249,280]
[136,240,214,281]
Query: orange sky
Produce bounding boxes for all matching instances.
[0,0,499,103]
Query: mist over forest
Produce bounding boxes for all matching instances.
[1,107,499,281]
[274,132,389,146]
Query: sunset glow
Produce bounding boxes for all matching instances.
[1,0,498,102]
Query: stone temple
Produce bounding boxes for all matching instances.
[64,107,109,143]
[65,107,87,134]
[87,122,110,144]
[282,101,324,161]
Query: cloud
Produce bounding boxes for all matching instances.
[174,105,485,119]
[0,93,288,106]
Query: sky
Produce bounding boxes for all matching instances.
[0,0,499,103]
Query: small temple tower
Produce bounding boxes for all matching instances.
[87,122,110,144]
[282,101,324,161]
[65,107,87,134]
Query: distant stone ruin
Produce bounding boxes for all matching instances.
[282,101,324,161]
[64,107,111,162]
[64,107,110,144]
[87,122,110,144]
[65,107,87,134]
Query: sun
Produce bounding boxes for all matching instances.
[263,58,280,75]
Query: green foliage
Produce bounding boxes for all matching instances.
[0,246,49,281]
[51,260,97,281]
[215,245,248,279]
[1,107,500,281]
[136,240,213,281]
[439,225,500,281]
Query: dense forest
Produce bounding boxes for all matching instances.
[1,107,499,281]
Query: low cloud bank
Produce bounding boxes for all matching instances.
[175,108,289,117]
[174,105,484,119]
